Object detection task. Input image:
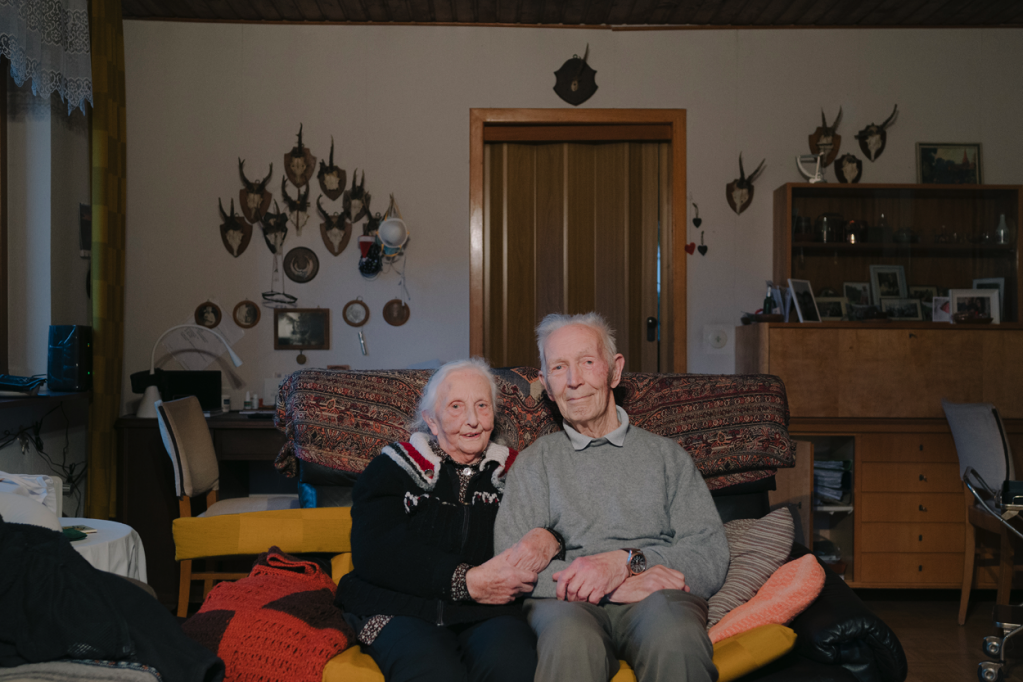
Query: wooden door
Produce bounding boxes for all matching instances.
[483,141,670,372]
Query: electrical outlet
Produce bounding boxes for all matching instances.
[702,324,733,355]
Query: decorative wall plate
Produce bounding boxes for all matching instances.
[283,247,319,283]
[343,298,369,327]
[233,300,261,328]
[194,301,222,328]
[383,299,410,326]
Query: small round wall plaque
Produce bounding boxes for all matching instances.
[343,298,369,327]
[283,247,319,283]
[383,299,410,326]
[194,301,222,328]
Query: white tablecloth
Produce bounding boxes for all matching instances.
[61,518,148,582]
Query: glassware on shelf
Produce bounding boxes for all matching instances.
[995,214,1017,245]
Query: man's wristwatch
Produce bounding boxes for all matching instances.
[624,548,647,576]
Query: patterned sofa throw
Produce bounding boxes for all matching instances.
[274,368,795,490]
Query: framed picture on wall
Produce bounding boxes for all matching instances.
[274,308,331,350]
[916,143,982,184]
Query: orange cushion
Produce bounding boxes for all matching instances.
[708,554,825,644]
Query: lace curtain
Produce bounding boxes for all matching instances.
[0,0,92,114]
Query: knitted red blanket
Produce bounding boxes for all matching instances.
[182,547,355,682]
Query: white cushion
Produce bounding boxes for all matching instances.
[0,472,61,517]
[0,493,62,531]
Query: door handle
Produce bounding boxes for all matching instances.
[646,317,658,342]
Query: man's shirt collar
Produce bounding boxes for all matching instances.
[563,405,630,451]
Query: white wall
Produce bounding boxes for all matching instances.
[121,23,1023,413]
[2,80,91,514]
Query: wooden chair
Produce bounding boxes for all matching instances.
[156,396,299,616]
[942,399,1018,625]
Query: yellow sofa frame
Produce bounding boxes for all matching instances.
[173,507,795,682]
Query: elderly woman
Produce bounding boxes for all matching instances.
[336,358,552,682]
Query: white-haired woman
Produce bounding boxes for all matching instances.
[336,358,557,682]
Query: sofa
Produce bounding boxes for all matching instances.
[178,367,908,682]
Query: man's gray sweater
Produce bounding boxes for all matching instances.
[494,408,729,600]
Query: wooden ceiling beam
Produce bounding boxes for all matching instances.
[734,0,780,25]
[900,0,956,25]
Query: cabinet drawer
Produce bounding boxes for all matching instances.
[858,553,963,585]
[860,462,962,493]
[859,433,958,463]
[860,492,963,523]
[859,522,965,553]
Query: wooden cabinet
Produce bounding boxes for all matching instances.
[737,323,1023,588]
[739,183,1023,588]
[774,183,1022,322]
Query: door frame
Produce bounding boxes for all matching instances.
[469,108,687,372]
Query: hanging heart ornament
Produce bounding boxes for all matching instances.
[692,203,702,228]
[685,242,696,255]
[698,231,708,256]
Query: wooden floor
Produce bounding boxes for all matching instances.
[858,589,1023,682]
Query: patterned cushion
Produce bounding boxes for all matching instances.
[708,554,826,643]
[706,508,795,627]
[274,368,795,490]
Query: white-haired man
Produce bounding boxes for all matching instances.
[495,312,728,682]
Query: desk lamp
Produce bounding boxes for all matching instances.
[136,324,243,418]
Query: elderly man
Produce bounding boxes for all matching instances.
[494,312,728,682]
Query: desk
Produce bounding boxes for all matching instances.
[114,412,288,607]
[61,518,148,581]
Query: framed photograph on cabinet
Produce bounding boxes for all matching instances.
[274,308,331,350]
[949,289,1000,324]
[880,297,923,321]
[909,286,938,321]
[972,277,1005,319]
[815,297,847,321]
[916,143,981,184]
[933,297,951,323]
[788,279,820,322]
[869,265,907,305]
[843,281,872,306]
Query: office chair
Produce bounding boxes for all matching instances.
[942,399,1018,626]
[157,395,299,616]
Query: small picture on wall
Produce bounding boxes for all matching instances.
[194,301,222,329]
[274,308,331,350]
[815,297,847,321]
[233,300,261,329]
[843,282,872,306]
[869,265,907,305]
[880,297,923,321]
[949,289,1000,324]
[788,279,820,323]
[917,143,982,184]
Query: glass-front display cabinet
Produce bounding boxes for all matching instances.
[773,183,1022,322]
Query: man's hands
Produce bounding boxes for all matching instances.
[505,528,561,573]
[607,565,689,604]
[466,550,537,604]
[552,550,630,603]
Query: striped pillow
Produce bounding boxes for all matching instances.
[707,507,794,627]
